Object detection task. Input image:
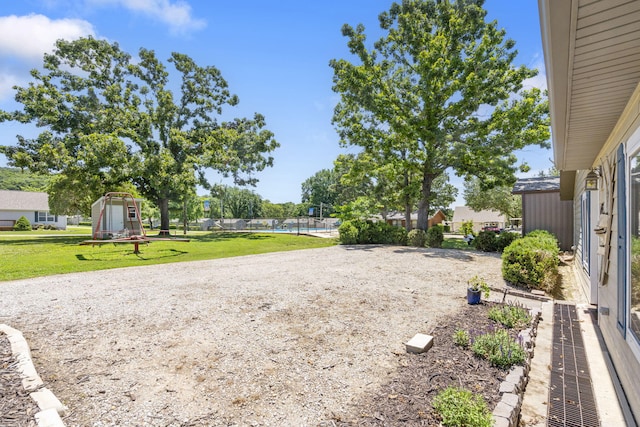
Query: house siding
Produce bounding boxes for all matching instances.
[585,84,640,420]
[521,191,573,250]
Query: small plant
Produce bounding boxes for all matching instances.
[460,220,475,237]
[467,275,490,299]
[453,328,470,348]
[471,328,526,368]
[488,302,532,329]
[432,387,493,427]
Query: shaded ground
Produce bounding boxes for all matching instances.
[1,333,39,427]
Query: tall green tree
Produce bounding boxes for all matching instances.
[300,169,341,216]
[214,186,262,219]
[463,176,521,219]
[0,37,278,232]
[330,0,549,230]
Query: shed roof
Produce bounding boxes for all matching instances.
[512,176,560,194]
[0,190,50,211]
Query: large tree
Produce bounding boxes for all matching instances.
[330,0,549,230]
[0,37,278,232]
[463,176,521,219]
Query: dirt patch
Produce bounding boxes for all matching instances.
[0,245,508,426]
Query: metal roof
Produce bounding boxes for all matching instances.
[512,176,560,194]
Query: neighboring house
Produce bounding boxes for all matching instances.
[91,194,143,238]
[540,0,640,421]
[384,210,447,229]
[450,206,506,233]
[0,190,67,230]
[512,177,573,251]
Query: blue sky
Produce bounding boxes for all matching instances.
[0,0,551,205]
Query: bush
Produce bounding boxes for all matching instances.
[496,231,520,252]
[432,387,493,427]
[338,221,358,244]
[425,225,444,248]
[408,229,427,247]
[13,216,31,231]
[473,231,498,252]
[338,220,407,245]
[501,230,560,292]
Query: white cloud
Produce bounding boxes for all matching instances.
[0,14,95,61]
[87,0,206,34]
[523,56,547,91]
[0,14,95,101]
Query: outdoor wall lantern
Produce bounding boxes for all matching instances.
[585,168,600,191]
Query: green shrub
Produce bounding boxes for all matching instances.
[426,225,444,248]
[501,230,560,292]
[338,220,407,245]
[460,220,474,236]
[408,229,427,247]
[471,328,526,368]
[13,216,31,231]
[338,221,358,244]
[443,224,451,232]
[473,231,498,252]
[488,302,532,329]
[432,387,493,427]
[496,231,520,252]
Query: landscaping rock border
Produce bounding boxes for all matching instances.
[492,307,542,427]
[0,324,67,427]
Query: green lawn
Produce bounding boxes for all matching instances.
[0,231,337,281]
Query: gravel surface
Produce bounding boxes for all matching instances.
[0,245,504,426]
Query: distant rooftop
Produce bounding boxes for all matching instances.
[512,176,560,194]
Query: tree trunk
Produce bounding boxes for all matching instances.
[159,198,170,236]
[417,172,434,231]
[183,199,188,235]
[403,170,412,231]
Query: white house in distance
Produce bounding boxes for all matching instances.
[540,0,640,421]
[450,206,506,233]
[0,190,67,230]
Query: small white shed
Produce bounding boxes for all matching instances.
[91,193,144,239]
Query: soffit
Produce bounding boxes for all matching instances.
[539,0,640,171]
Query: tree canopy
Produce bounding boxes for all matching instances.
[330,0,549,230]
[463,176,521,219]
[0,37,278,231]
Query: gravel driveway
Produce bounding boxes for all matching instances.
[1,245,503,426]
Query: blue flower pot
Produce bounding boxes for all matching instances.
[467,288,481,305]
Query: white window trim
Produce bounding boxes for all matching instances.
[624,125,640,360]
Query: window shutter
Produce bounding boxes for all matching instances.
[617,143,627,337]
[34,211,38,222]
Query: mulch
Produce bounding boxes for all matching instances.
[329,301,520,426]
[0,332,39,427]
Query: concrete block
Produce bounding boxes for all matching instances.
[494,401,517,426]
[31,388,69,416]
[405,333,433,354]
[500,392,522,410]
[499,380,517,394]
[34,407,66,427]
[492,415,512,427]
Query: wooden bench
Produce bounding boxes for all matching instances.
[0,220,16,231]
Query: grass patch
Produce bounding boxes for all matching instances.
[441,237,475,251]
[0,232,336,281]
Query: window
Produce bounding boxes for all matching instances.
[37,211,55,222]
[629,148,640,341]
[581,192,591,274]
[127,206,137,219]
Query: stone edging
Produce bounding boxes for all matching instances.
[0,324,67,427]
[491,307,542,427]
